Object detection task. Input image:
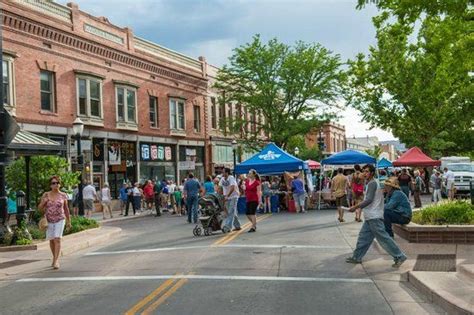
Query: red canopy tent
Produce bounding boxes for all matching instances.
[393,147,441,167]
[306,159,321,170]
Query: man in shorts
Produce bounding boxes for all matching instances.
[82,181,97,218]
[331,168,348,222]
[443,167,455,200]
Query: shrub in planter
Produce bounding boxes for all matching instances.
[64,216,99,235]
[412,201,474,225]
[28,224,46,240]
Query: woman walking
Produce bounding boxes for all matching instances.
[143,180,155,211]
[100,183,113,219]
[261,177,272,213]
[351,170,364,222]
[245,169,261,232]
[38,176,72,270]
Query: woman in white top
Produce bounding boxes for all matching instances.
[100,183,113,219]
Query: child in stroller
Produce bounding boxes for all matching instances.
[193,193,226,236]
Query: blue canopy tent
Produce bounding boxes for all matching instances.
[321,150,376,165]
[377,157,392,169]
[235,143,309,175]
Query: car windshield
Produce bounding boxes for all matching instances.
[447,164,474,172]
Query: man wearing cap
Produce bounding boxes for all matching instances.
[383,177,412,238]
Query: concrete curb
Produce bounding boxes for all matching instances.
[99,213,154,225]
[407,271,473,315]
[0,244,37,252]
[459,265,474,281]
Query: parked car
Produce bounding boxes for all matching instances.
[445,162,474,196]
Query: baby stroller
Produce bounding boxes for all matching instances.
[193,193,225,236]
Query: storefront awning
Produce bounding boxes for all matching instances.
[8,130,66,156]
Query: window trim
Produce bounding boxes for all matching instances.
[193,105,201,133]
[169,98,186,131]
[115,85,138,124]
[40,70,55,112]
[149,95,158,128]
[3,56,16,109]
[76,75,104,120]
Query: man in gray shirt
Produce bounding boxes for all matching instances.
[345,164,407,268]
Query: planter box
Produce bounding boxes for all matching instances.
[394,223,474,244]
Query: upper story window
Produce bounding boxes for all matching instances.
[40,70,55,112]
[3,57,15,107]
[210,97,217,129]
[170,99,185,130]
[77,76,102,118]
[149,96,158,128]
[193,105,201,133]
[116,86,137,123]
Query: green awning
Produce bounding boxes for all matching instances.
[8,130,66,156]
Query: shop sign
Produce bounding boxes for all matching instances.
[165,147,172,161]
[108,143,121,165]
[186,148,196,156]
[158,146,164,160]
[151,145,158,160]
[141,144,150,160]
[93,138,104,161]
[179,160,195,170]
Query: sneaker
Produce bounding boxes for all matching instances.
[392,256,407,268]
[248,228,256,233]
[345,257,361,264]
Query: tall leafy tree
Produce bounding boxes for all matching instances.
[346,0,473,157]
[214,35,344,150]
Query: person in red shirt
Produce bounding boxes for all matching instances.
[245,169,262,232]
[143,180,155,211]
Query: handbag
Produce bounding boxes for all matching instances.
[39,216,48,231]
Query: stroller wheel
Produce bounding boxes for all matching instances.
[192,227,198,236]
[205,227,213,236]
[195,227,202,236]
[204,228,210,236]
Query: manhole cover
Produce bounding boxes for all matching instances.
[0,259,39,269]
[413,254,456,272]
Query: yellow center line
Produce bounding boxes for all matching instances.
[142,272,195,315]
[219,214,272,246]
[124,274,181,315]
[212,221,252,246]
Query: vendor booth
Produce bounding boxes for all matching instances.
[377,157,393,169]
[306,160,321,170]
[318,150,376,209]
[393,147,441,167]
[235,143,309,213]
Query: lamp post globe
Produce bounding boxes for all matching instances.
[73,117,85,216]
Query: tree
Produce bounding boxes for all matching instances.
[365,145,383,159]
[286,135,323,161]
[214,35,344,150]
[6,156,80,208]
[346,1,473,157]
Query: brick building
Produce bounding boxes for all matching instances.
[305,122,346,157]
[2,0,210,197]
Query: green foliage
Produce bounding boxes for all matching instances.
[64,216,99,236]
[365,145,383,159]
[286,135,322,161]
[2,232,13,246]
[15,239,32,246]
[28,224,46,240]
[214,35,344,150]
[5,156,80,208]
[346,1,474,157]
[12,220,33,245]
[412,201,474,225]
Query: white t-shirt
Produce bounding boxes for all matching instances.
[132,187,141,196]
[168,184,176,194]
[101,188,111,202]
[82,185,97,200]
[444,170,455,182]
[219,175,240,199]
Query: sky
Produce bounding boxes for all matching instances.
[58,0,396,141]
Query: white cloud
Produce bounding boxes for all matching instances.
[183,39,237,66]
[339,108,395,141]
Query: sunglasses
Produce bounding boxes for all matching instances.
[51,181,60,185]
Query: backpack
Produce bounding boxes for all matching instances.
[162,186,169,194]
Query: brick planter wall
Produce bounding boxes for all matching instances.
[394,224,474,244]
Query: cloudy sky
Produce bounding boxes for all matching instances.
[58,0,396,141]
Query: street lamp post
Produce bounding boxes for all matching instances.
[72,118,84,216]
[231,139,238,175]
[294,147,300,157]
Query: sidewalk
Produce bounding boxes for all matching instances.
[90,207,156,224]
[337,214,474,315]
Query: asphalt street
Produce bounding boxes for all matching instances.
[1,209,443,315]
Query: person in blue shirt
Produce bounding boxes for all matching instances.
[383,177,412,238]
[202,176,215,195]
[183,173,201,224]
[291,175,306,213]
[119,183,128,216]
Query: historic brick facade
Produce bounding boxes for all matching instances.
[2,0,210,195]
